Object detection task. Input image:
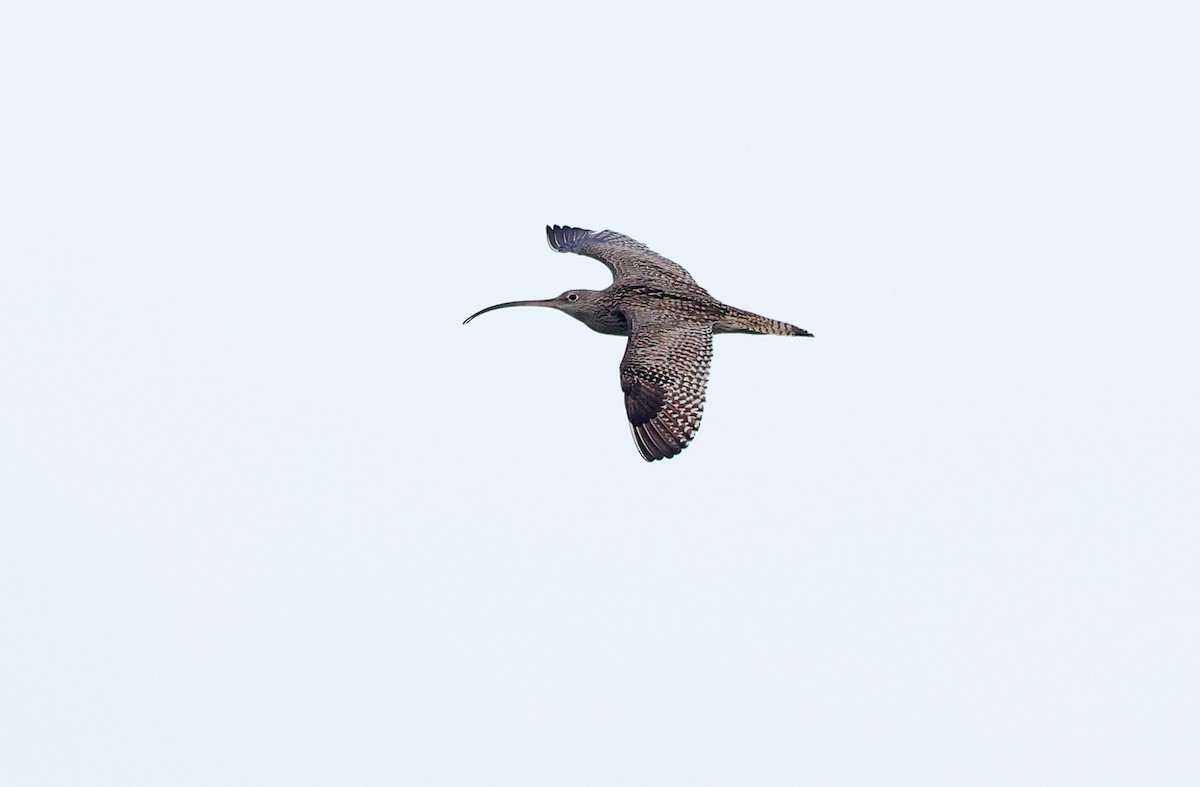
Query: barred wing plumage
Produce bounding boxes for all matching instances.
[546,225,698,286]
[618,309,713,461]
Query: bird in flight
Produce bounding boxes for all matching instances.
[464,225,812,461]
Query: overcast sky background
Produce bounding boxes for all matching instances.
[2,1,1198,785]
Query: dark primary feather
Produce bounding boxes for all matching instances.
[546,224,699,286]
[618,308,713,462]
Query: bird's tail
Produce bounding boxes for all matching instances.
[715,307,812,337]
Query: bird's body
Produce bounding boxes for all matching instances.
[464,225,811,461]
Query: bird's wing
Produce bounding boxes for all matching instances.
[546,225,698,285]
[618,308,713,461]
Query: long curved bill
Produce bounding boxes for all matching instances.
[462,299,555,324]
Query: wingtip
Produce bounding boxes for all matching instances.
[546,224,594,252]
[628,420,686,462]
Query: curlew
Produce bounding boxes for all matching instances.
[464,225,812,461]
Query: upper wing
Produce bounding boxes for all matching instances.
[546,225,698,285]
[619,309,713,462]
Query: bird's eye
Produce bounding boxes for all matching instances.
[567,293,579,302]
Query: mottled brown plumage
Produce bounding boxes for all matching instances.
[464,225,812,461]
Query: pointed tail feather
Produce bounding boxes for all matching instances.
[714,307,812,336]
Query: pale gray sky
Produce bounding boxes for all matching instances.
[2,1,1198,785]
